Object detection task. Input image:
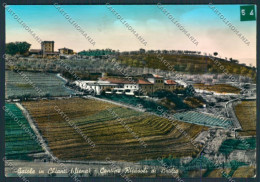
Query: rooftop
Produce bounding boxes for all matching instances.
[137,79,153,85]
[152,74,163,78]
[59,47,73,51]
[29,49,41,53]
[41,41,54,43]
[100,77,134,84]
[165,80,177,85]
[142,74,163,78]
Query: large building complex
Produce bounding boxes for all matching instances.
[74,74,184,95]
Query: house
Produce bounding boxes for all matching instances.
[164,80,177,90]
[137,79,154,94]
[29,49,41,55]
[58,47,74,55]
[143,74,164,89]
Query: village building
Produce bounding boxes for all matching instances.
[41,41,54,53]
[58,47,74,55]
[29,49,41,56]
[41,41,59,58]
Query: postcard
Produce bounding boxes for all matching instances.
[3,3,257,180]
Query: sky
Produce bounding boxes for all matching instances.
[6,5,257,66]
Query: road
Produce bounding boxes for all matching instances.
[225,99,242,130]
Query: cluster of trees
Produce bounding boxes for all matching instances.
[120,49,202,55]
[148,88,199,110]
[78,49,116,56]
[6,42,31,56]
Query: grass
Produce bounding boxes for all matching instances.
[22,98,208,162]
[234,100,256,136]
[193,83,241,94]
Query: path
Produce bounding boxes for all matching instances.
[85,95,146,113]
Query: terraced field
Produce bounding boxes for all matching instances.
[6,71,75,98]
[234,100,256,136]
[173,111,233,128]
[22,98,207,162]
[5,103,43,160]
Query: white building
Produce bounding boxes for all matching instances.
[74,80,118,95]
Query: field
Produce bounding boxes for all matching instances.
[232,166,255,178]
[193,83,241,94]
[234,100,256,136]
[207,166,255,178]
[6,71,75,98]
[22,98,208,162]
[5,103,43,160]
[173,111,233,128]
[207,168,231,178]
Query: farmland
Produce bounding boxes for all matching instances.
[5,103,43,160]
[6,71,75,98]
[22,98,208,162]
[234,100,256,136]
[232,166,256,178]
[193,83,241,94]
[173,111,233,128]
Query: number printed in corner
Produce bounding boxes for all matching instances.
[240,5,256,21]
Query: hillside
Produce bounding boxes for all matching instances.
[117,53,256,80]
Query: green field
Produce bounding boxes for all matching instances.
[173,111,233,128]
[5,103,43,160]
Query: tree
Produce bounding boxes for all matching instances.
[17,42,31,55]
[5,41,31,55]
[139,48,145,54]
[213,52,218,56]
[6,42,19,55]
